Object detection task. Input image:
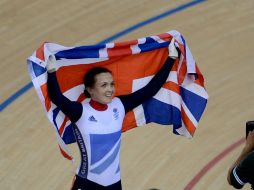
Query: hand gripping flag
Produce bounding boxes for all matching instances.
[27,30,208,160]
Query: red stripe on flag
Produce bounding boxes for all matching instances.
[177,43,187,85]
[114,39,138,47]
[107,40,139,57]
[163,81,180,95]
[36,43,45,61]
[77,93,86,102]
[157,33,172,41]
[59,93,86,136]
[57,61,112,93]
[178,58,187,85]
[59,145,72,160]
[107,47,132,57]
[59,117,69,136]
[57,66,87,93]
[171,59,178,72]
[40,83,51,112]
[181,106,196,136]
[194,65,205,87]
[56,48,168,95]
[122,111,137,132]
[178,44,185,57]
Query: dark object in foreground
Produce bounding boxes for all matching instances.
[246,121,254,138]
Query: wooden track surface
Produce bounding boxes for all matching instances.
[1,0,254,189]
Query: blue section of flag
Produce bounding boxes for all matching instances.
[62,124,76,144]
[29,60,46,77]
[181,87,207,122]
[55,44,106,59]
[143,98,181,125]
[90,130,121,165]
[138,38,169,53]
[53,108,76,144]
[52,108,60,127]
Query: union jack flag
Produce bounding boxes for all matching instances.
[27,30,208,161]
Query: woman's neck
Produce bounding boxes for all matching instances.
[89,99,108,111]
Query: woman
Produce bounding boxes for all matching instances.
[46,39,178,190]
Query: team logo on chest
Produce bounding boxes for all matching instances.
[88,115,97,122]
[113,108,119,120]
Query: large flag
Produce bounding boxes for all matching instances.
[27,30,208,161]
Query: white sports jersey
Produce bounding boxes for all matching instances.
[74,97,125,186]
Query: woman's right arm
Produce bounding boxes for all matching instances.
[47,70,82,123]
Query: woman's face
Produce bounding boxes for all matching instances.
[88,72,115,104]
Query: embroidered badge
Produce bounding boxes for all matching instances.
[113,108,119,120]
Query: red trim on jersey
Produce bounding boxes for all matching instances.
[89,99,108,111]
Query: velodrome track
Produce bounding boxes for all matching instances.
[1,0,254,189]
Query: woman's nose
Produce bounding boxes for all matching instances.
[107,85,114,92]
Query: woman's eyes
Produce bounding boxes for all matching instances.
[101,82,114,87]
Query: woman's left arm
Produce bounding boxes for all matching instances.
[119,56,175,113]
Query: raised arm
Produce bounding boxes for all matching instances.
[119,38,178,113]
[47,56,82,123]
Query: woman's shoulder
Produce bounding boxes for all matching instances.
[111,97,124,108]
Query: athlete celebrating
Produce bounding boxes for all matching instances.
[46,38,178,190]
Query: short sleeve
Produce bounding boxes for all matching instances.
[230,151,254,189]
